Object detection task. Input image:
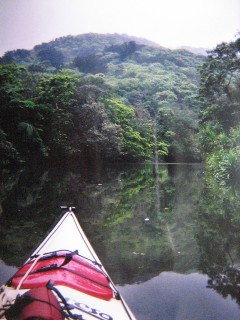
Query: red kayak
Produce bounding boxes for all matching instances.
[0,207,136,320]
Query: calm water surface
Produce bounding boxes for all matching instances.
[0,163,240,319]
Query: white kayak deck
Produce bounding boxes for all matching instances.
[31,210,100,261]
[0,209,136,320]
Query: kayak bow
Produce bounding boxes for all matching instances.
[0,207,136,320]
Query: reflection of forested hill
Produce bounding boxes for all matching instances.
[0,33,206,166]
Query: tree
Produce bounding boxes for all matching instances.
[198,36,240,180]
[0,128,20,165]
[104,98,153,161]
[0,64,47,164]
[36,48,65,68]
[72,102,121,163]
[107,41,139,60]
[0,49,31,64]
[157,108,200,162]
[199,38,240,131]
[73,54,106,74]
[35,71,78,158]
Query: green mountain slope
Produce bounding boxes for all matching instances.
[0,33,206,165]
[2,33,204,111]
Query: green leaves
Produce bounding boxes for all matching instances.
[104,98,153,160]
[18,122,34,137]
[37,72,78,109]
[20,100,36,109]
[199,36,240,182]
[0,34,207,166]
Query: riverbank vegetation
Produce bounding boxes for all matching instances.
[198,36,240,183]
[0,33,239,174]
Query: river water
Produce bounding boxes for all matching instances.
[0,163,240,319]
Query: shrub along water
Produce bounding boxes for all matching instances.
[198,36,240,182]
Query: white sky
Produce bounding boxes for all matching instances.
[0,0,239,56]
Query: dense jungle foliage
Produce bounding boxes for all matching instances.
[1,33,239,170]
[0,33,205,167]
[198,36,240,182]
[197,36,240,290]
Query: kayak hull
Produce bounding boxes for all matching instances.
[0,209,136,320]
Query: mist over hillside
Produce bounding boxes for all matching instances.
[0,33,205,63]
[177,46,209,55]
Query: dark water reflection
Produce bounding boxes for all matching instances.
[119,272,240,320]
[0,164,240,319]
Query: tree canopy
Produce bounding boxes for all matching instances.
[0,33,206,167]
[198,36,240,181]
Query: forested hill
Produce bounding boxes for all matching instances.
[0,33,173,64]
[0,33,206,167]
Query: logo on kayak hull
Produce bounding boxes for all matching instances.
[66,297,113,320]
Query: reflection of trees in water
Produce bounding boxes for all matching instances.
[207,266,240,305]
[0,166,101,265]
[1,164,203,285]
[0,165,176,280]
[78,164,176,284]
[196,173,240,305]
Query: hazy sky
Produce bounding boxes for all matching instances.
[0,0,239,56]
